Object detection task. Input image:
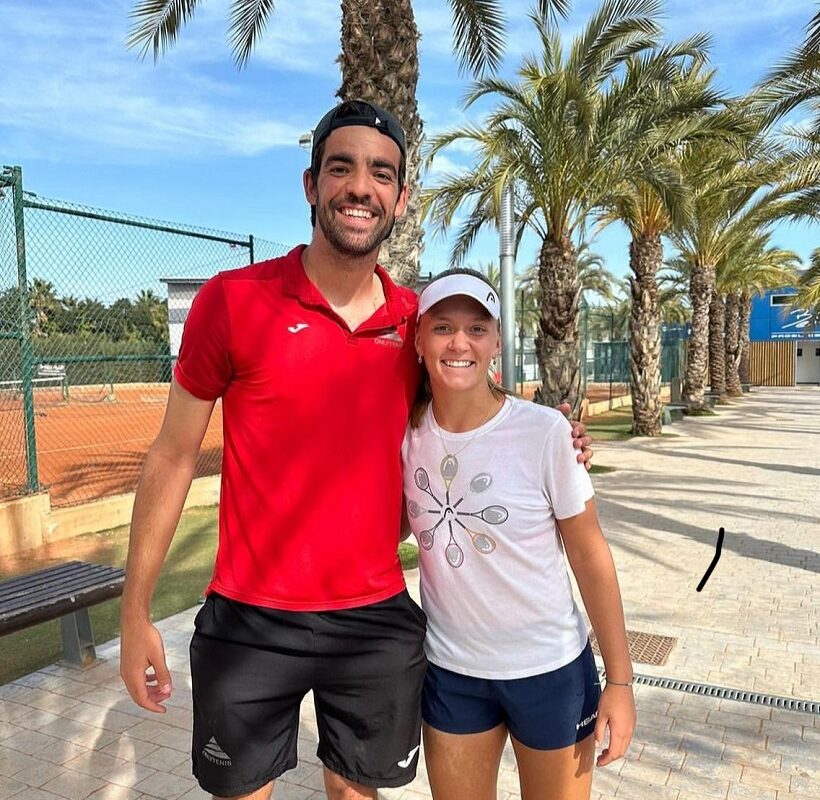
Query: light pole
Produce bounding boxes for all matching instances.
[499,182,516,391]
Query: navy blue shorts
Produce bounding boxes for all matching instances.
[422,641,601,750]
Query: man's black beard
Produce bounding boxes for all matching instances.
[317,200,395,258]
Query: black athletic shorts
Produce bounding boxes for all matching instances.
[189,590,428,797]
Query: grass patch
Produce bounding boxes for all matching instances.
[399,541,419,570]
[0,505,220,686]
[1,506,421,685]
[585,406,634,441]
[589,464,617,474]
[687,407,717,417]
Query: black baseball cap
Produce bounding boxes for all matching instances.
[312,100,407,164]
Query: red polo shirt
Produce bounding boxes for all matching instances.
[174,245,420,610]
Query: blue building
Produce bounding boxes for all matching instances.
[749,287,819,384]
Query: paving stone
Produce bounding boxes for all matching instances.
[99,736,159,763]
[619,758,672,784]
[0,701,30,723]
[40,769,107,800]
[104,763,158,789]
[738,765,792,793]
[63,751,128,779]
[721,743,781,771]
[36,741,91,767]
[9,756,67,788]
[638,742,686,769]
[666,768,731,798]
[132,770,197,800]
[682,754,743,781]
[727,784,776,800]
[2,727,61,756]
[0,779,26,800]
[84,787,144,800]
[272,782,316,800]
[615,776,679,798]
[135,745,189,773]
[788,776,820,798]
[37,718,118,751]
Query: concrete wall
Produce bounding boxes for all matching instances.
[0,475,220,558]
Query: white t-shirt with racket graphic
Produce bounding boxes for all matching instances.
[402,396,594,680]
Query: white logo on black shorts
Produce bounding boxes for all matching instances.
[397,744,420,768]
[576,711,598,730]
[203,736,232,767]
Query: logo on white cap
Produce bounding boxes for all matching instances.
[418,274,501,320]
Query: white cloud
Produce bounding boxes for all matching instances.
[424,153,467,179]
[0,0,333,162]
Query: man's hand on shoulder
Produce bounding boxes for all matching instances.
[555,402,593,471]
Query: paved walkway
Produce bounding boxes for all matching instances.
[1,387,818,799]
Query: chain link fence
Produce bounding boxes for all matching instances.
[0,166,289,507]
[514,296,687,407]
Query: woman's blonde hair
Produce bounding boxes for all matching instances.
[410,267,514,429]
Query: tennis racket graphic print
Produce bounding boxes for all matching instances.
[410,463,508,568]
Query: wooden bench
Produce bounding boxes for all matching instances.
[662,403,686,423]
[0,561,125,667]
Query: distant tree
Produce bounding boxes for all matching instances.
[793,248,820,329]
[28,279,58,337]
[132,289,169,345]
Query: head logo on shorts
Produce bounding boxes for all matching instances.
[202,736,232,767]
[576,710,598,731]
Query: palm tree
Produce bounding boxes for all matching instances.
[127,1,568,286]
[757,9,820,131]
[666,121,791,410]
[656,269,690,325]
[423,1,721,414]
[28,278,58,337]
[793,249,820,329]
[597,62,737,432]
[718,239,800,395]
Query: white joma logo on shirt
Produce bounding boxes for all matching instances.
[288,323,309,333]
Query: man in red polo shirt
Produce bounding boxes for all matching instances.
[120,101,591,800]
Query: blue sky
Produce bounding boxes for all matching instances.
[0,0,816,298]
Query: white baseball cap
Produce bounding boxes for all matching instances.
[417,273,500,319]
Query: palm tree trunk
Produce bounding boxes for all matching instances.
[724,291,743,396]
[628,233,662,435]
[683,264,715,411]
[338,0,423,287]
[738,291,752,385]
[708,290,728,402]
[534,236,582,415]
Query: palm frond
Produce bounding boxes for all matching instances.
[228,0,276,68]
[448,0,507,76]
[127,0,200,61]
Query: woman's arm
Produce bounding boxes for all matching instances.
[558,498,636,766]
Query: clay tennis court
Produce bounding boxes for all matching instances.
[0,383,222,507]
[1,380,627,509]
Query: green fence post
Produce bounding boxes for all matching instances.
[248,234,255,264]
[9,166,40,493]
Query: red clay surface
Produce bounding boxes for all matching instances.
[1,383,222,508]
[1,381,627,509]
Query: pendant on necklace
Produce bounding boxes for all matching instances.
[440,453,459,489]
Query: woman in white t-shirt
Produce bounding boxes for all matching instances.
[402,268,636,800]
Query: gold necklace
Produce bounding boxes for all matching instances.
[434,398,500,483]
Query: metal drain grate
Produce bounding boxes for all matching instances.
[614,673,820,715]
[590,630,677,666]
